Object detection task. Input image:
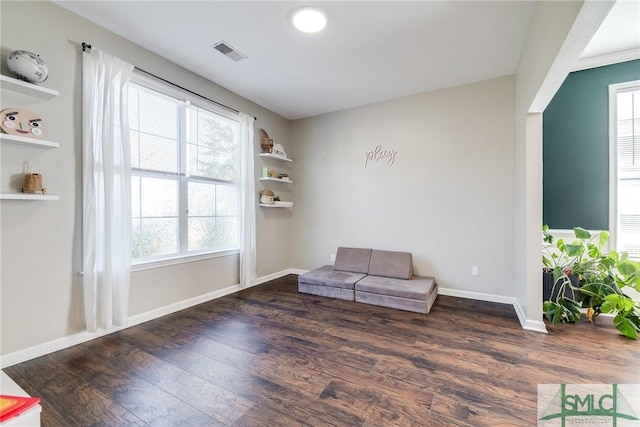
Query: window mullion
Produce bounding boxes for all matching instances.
[179,102,189,253]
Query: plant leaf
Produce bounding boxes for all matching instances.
[598,231,608,248]
[574,227,591,240]
[564,244,584,257]
[556,239,565,252]
[553,268,563,283]
[618,261,638,278]
[614,314,639,340]
[601,294,619,313]
[587,243,600,258]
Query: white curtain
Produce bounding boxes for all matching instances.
[239,113,257,287]
[82,49,134,332]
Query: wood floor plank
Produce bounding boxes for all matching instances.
[428,393,526,427]
[46,345,199,427]
[318,379,432,426]
[177,411,227,426]
[184,354,365,426]
[3,274,639,427]
[117,325,205,369]
[78,331,254,425]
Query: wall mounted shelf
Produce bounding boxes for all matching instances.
[259,153,293,162]
[0,75,59,100]
[260,202,293,208]
[1,75,60,199]
[0,133,60,148]
[259,177,293,184]
[1,193,59,201]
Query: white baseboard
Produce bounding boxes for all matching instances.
[1,269,550,367]
[0,269,294,369]
[437,287,516,305]
[438,287,548,334]
[512,299,548,333]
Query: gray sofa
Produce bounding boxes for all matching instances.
[298,247,438,314]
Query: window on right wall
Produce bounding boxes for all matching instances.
[610,80,640,260]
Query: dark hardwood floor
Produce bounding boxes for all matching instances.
[4,275,639,426]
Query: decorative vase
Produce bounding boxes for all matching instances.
[7,50,48,84]
[260,189,275,205]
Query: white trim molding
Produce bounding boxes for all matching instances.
[1,269,552,368]
[573,48,640,72]
[132,249,239,272]
[438,287,548,334]
[608,80,640,258]
[437,287,516,305]
[512,300,548,333]
[0,269,295,368]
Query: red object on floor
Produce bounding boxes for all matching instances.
[0,395,41,423]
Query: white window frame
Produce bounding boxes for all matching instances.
[129,72,240,270]
[608,79,640,258]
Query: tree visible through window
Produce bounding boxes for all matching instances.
[612,81,640,260]
[128,79,239,261]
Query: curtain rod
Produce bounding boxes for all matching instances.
[82,43,256,121]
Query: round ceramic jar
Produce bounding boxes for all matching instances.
[7,50,49,83]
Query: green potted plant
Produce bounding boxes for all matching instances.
[542,225,640,339]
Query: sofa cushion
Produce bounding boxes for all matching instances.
[298,265,367,289]
[368,250,413,279]
[355,275,436,300]
[333,247,372,274]
[299,283,354,301]
[356,291,435,314]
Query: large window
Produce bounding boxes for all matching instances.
[610,80,640,260]
[128,76,239,263]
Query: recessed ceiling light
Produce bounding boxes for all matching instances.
[292,7,327,33]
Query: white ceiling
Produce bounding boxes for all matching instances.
[581,0,640,59]
[55,1,639,120]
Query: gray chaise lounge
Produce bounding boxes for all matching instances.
[298,247,438,314]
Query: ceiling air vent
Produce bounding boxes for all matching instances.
[211,41,247,62]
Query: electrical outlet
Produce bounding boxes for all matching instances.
[330,254,336,262]
[472,266,480,276]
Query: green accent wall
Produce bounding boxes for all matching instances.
[543,59,640,230]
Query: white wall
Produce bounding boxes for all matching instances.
[513,0,613,329]
[290,76,516,297]
[0,1,291,357]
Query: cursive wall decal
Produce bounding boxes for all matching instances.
[364,145,398,168]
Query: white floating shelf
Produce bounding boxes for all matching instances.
[260,202,293,208]
[0,133,60,148]
[1,193,60,201]
[259,177,293,183]
[259,153,293,162]
[0,75,59,100]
